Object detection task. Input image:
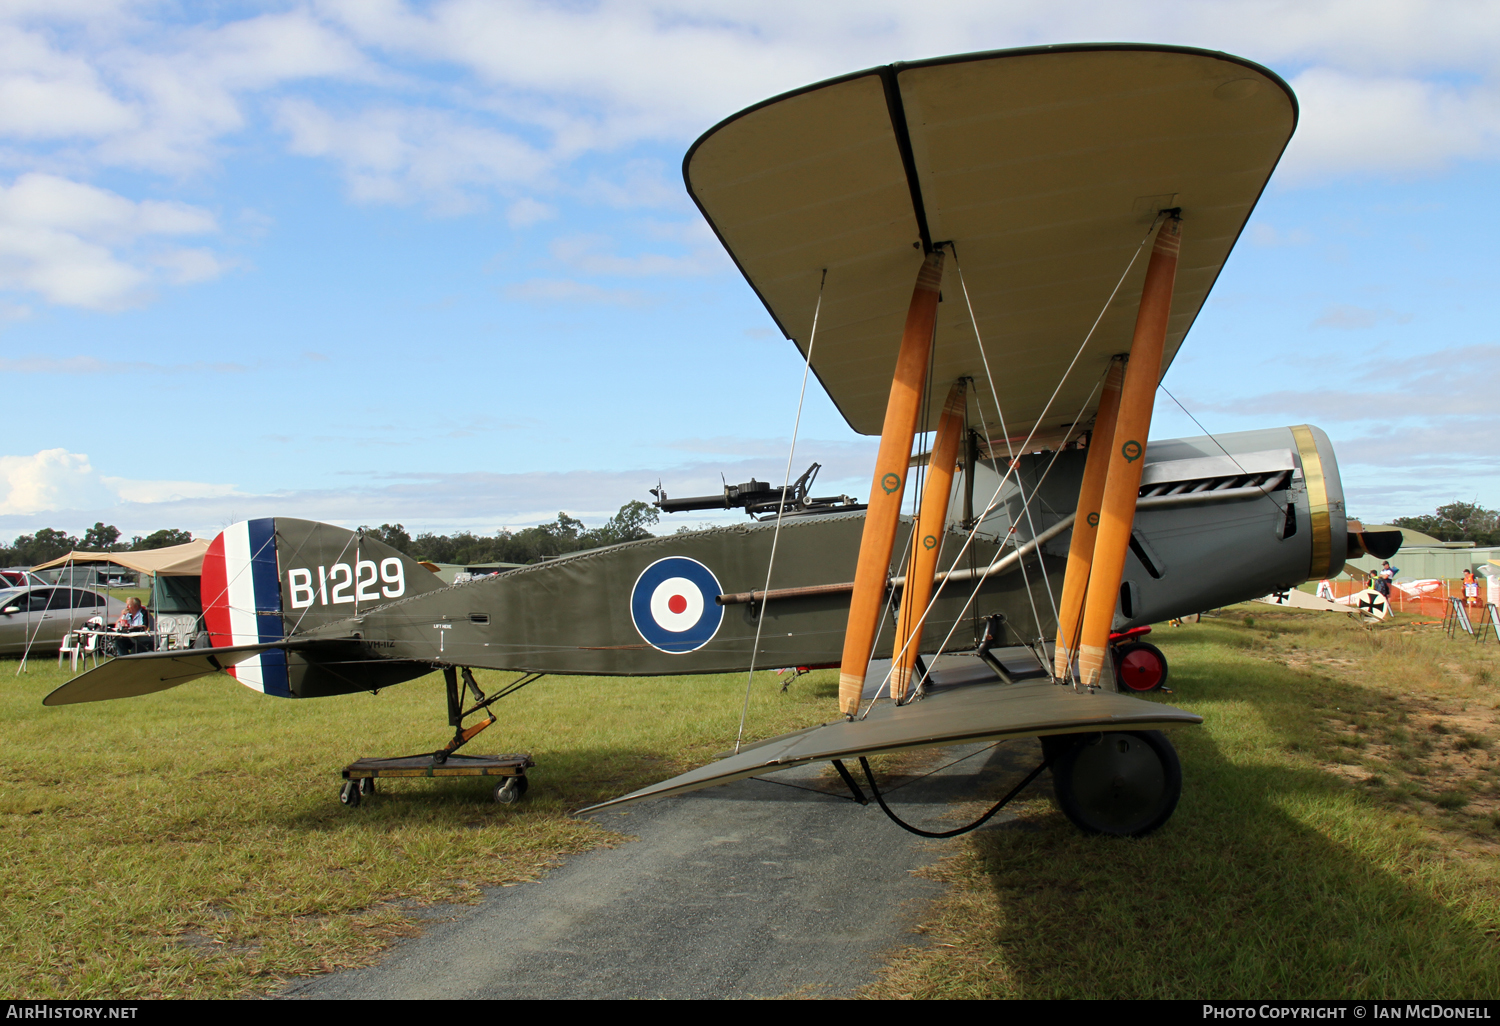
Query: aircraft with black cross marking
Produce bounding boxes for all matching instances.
[44,43,1401,837]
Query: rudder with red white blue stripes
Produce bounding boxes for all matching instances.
[201,518,290,697]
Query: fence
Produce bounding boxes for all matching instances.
[1318,577,1484,619]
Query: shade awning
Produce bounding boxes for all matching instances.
[685,44,1297,442]
[31,539,210,577]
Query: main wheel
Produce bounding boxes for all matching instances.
[358,777,376,797]
[339,781,361,808]
[494,778,524,805]
[1115,641,1169,692]
[1050,730,1182,837]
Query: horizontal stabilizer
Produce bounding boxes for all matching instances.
[578,680,1201,813]
[42,640,337,706]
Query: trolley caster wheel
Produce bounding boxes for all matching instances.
[494,775,528,805]
[1115,641,1169,692]
[339,781,361,808]
[359,777,376,797]
[1050,730,1181,837]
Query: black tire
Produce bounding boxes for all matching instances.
[494,779,522,805]
[1115,641,1169,692]
[358,777,376,797]
[339,781,361,808]
[1050,730,1182,837]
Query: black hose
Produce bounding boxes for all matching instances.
[858,754,1051,838]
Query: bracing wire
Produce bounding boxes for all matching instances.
[863,373,1105,715]
[734,269,827,754]
[962,358,1048,646]
[855,221,1160,717]
[953,246,1059,638]
[854,362,1110,717]
[1158,383,1291,517]
[858,223,1158,714]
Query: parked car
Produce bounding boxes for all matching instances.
[0,586,126,656]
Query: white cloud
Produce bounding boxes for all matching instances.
[0,23,138,139]
[505,197,554,227]
[318,0,826,144]
[0,173,221,309]
[1311,303,1413,329]
[152,247,229,284]
[1249,223,1314,247]
[501,277,649,305]
[1178,342,1500,514]
[0,448,240,520]
[277,99,552,209]
[1280,67,1500,181]
[100,477,240,504]
[0,355,247,374]
[0,453,870,538]
[3,2,1500,218]
[579,161,687,210]
[0,450,116,515]
[97,11,371,174]
[548,233,720,278]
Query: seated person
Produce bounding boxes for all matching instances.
[114,598,152,654]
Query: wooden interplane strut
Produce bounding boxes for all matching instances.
[1076,216,1182,687]
[1053,356,1126,678]
[891,378,968,702]
[837,250,945,716]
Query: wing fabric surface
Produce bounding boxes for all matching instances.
[685,45,1297,443]
[580,679,1202,812]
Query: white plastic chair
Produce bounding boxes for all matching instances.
[58,633,81,672]
[81,629,101,669]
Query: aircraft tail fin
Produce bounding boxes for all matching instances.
[201,518,444,696]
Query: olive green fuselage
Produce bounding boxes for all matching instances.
[305,513,1045,681]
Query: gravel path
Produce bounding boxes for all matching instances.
[281,743,1034,1000]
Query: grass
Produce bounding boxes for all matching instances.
[0,660,839,998]
[867,608,1500,999]
[11,607,1500,1000]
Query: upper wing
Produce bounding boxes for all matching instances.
[686,45,1297,443]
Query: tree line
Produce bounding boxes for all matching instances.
[3,497,1495,570]
[0,501,662,569]
[1391,501,1500,546]
[359,501,661,565]
[0,525,195,567]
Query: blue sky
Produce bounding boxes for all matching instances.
[0,1,1496,541]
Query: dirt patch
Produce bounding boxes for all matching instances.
[1250,609,1500,839]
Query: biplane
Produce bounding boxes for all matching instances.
[42,44,1403,837]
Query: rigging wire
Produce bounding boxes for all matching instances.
[903,374,1106,703]
[859,754,1053,839]
[1158,383,1291,517]
[285,529,362,638]
[951,245,1059,639]
[878,740,1001,794]
[855,222,1157,717]
[962,362,1048,646]
[855,372,1105,718]
[734,268,827,755]
[904,218,1162,686]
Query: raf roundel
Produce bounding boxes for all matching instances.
[631,557,724,654]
